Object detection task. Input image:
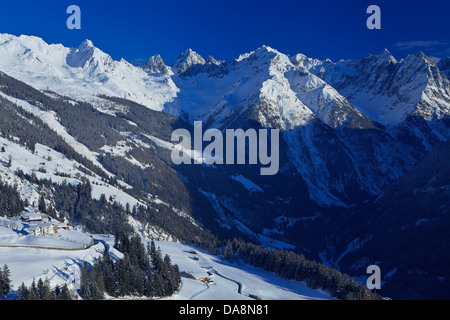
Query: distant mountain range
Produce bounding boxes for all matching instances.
[0,32,449,299]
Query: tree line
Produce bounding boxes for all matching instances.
[1,264,72,300]
[16,278,72,300]
[0,180,24,217]
[217,238,382,300]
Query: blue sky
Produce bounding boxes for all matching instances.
[0,0,449,65]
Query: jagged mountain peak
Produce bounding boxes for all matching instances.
[360,48,397,69]
[256,44,279,53]
[80,39,95,48]
[182,48,199,55]
[232,45,295,78]
[290,53,324,70]
[379,48,396,61]
[401,51,448,85]
[141,54,171,74]
[172,48,206,75]
[206,55,223,66]
[66,39,114,72]
[234,45,284,64]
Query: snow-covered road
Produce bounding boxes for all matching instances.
[156,241,332,300]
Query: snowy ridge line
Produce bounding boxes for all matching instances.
[0,33,179,112]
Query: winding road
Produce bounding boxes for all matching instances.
[212,269,243,295]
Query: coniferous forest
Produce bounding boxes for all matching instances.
[10,238,182,301]
[79,238,181,300]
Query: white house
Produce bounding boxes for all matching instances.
[28,225,44,236]
[28,222,59,235]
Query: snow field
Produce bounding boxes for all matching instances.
[0,236,332,300]
[156,241,332,300]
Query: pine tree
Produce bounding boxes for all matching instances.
[37,278,46,300]
[0,264,11,298]
[79,262,90,299]
[29,279,38,300]
[42,278,53,300]
[17,282,30,300]
[57,284,72,300]
[38,195,46,213]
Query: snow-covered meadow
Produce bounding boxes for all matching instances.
[0,229,331,300]
[157,241,332,301]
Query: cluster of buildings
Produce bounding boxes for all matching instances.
[180,271,214,284]
[4,210,70,236]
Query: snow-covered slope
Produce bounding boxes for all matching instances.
[0,239,106,294]
[0,134,142,209]
[0,231,331,300]
[157,241,331,300]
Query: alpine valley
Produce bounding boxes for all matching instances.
[0,33,449,300]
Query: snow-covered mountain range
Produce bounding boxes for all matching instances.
[0,34,179,112]
[1,33,448,206]
[3,33,448,128]
[0,32,449,299]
